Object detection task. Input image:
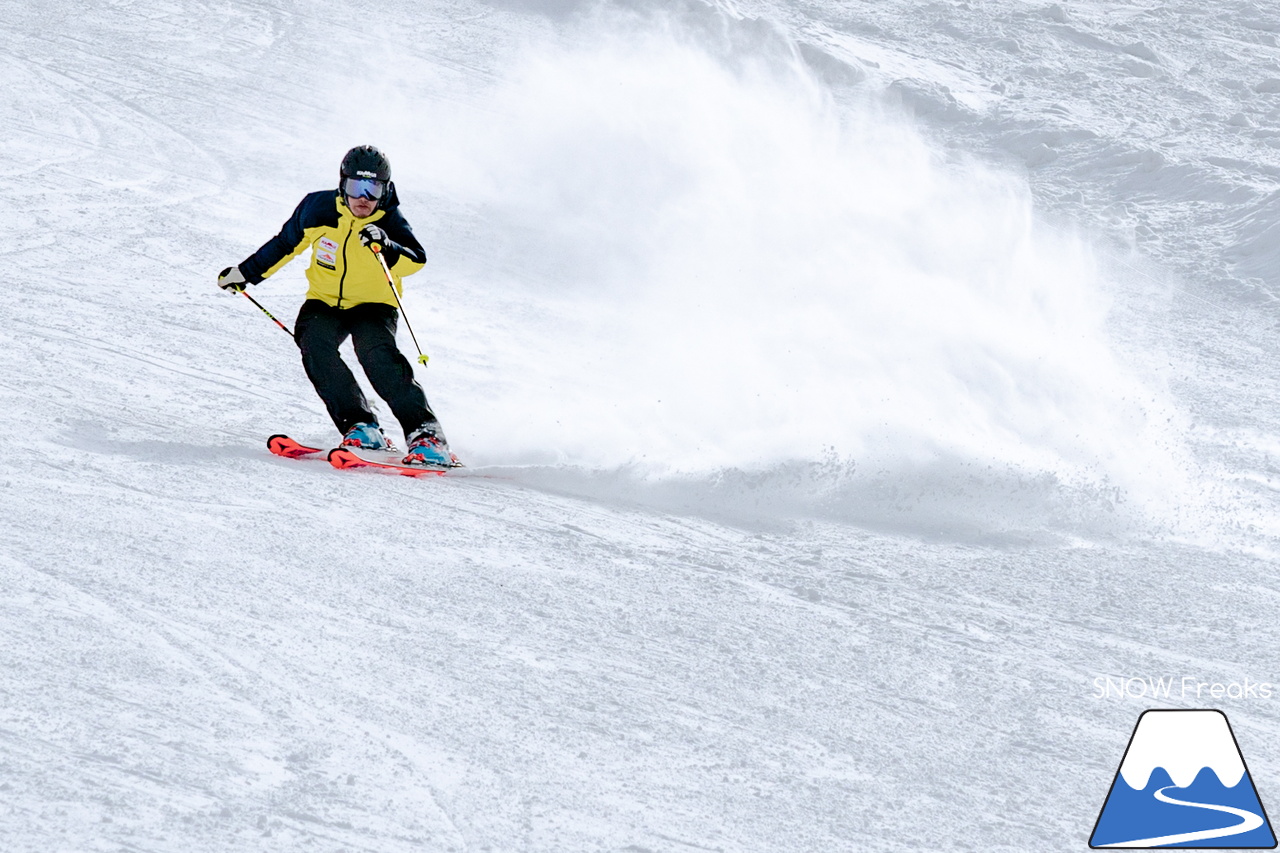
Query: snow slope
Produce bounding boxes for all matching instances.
[3,1,1280,850]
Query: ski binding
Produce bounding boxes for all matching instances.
[327,446,456,477]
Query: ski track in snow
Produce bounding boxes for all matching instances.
[4,0,1280,851]
[1108,785,1264,847]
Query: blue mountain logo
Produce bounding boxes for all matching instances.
[1091,710,1276,848]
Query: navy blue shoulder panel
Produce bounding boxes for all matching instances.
[372,185,426,267]
[240,191,339,283]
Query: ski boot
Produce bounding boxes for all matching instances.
[404,425,457,467]
[341,422,393,451]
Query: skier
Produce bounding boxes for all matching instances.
[217,145,455,467]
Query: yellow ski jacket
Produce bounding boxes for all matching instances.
[239,185,427,309]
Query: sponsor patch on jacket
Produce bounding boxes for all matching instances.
[315,236,339,270]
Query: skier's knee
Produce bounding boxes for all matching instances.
[298,343,344,368]
[354,340,396,365]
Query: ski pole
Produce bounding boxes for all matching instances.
[240,289,295,339]
[370,244,430,366]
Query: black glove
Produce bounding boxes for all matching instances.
[359,224,404,265]
[218,266,247,292]
[358,224,388,250]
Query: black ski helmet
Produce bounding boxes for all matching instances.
[339,145,392,207]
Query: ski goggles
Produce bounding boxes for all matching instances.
[342,176,387,201]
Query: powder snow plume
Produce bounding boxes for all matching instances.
[334,6,1193,536]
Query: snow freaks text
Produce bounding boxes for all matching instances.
[1092,677,1274,701]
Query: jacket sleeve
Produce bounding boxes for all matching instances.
[379,209,428,275]
[238,196,316,284]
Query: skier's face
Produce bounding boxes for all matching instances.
[348,195,378,218]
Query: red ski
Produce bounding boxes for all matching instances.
[327,447,457,477]
[268,434,324,458]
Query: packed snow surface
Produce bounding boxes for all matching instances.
[4,0,1280,850]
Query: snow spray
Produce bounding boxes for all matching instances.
[342,6,1194,536]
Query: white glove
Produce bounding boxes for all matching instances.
[218,266,247,292]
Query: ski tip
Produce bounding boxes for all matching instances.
[268,434,324,459]
[327,447,365,470]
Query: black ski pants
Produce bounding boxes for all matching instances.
[294,299,436,438]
